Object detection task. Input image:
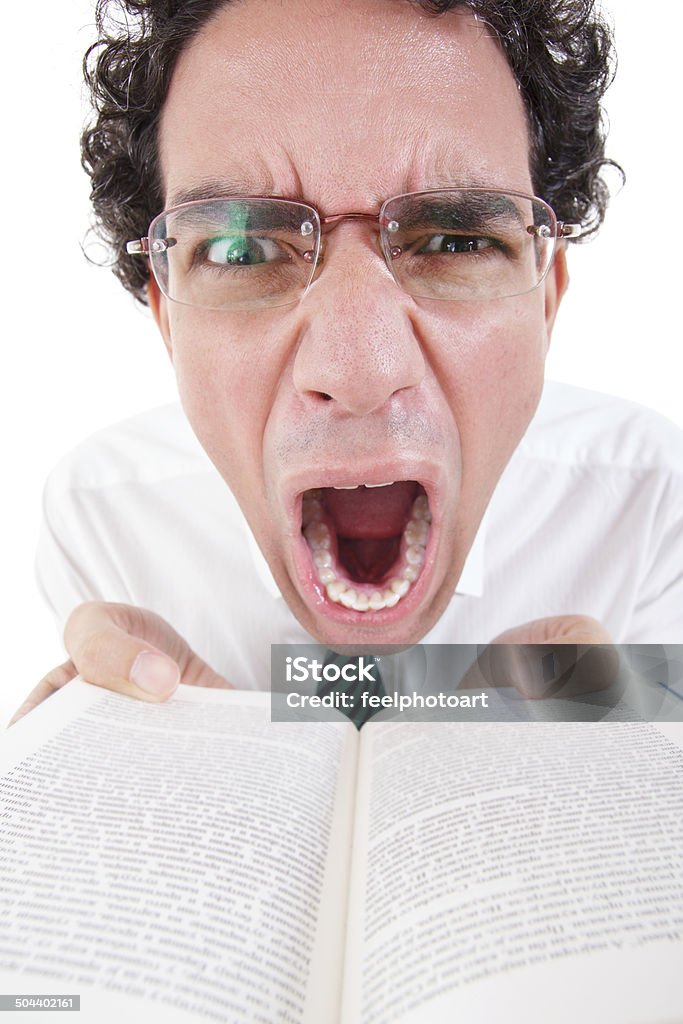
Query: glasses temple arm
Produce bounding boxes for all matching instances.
[557,223,583,239]
[127,237,177,255]
[126,238,149,255]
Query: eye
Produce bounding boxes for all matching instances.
[418,235,496,255]
[202,235,284,267]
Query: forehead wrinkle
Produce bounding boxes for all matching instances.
[403,130,481,194]
[162,122,532,218]
[398,134,511,200]
[159,38,306,205]
[163,140,306,210]
[160,0,533,213]
[300,91,531,209]
[296,118,492,212]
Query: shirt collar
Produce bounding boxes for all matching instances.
[245,508,487,601]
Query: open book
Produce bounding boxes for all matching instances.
[1,681,682,1023]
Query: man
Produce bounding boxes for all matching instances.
[14,0,683,719]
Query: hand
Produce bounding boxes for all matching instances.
[10,601,230,725]
[466,614,621,699]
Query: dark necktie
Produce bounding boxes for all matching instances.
[317,651,386,729]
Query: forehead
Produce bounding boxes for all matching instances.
[159,0,532,209]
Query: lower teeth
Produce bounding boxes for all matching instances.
[302,492,431,613]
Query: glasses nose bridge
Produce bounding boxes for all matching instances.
[316,209,393,283]
[320,210,381,234]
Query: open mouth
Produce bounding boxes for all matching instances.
[301,480,431,613]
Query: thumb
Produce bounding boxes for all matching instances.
[64,602,226,701]
[10,603,230,728]
[473,615,620,699]
[10,638,180,728]
[80,627,181,700]
[66,607,178,701]
[492,614,613,646]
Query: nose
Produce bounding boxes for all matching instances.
[292,239,426,417]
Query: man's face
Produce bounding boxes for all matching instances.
[150,0,567,647]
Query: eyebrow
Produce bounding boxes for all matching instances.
[167,180,527,229]
[394,193,525,231]
[167,199,312,234]
[168,176,301,209]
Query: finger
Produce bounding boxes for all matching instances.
[463,615,621,699]
[491,615,620,699]
[482,642,621,699]
[9,658,77,726]
[493,614,612,646]
[64,602,230,702]
[107,603,231,689]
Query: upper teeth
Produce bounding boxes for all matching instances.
[332,481,395,490]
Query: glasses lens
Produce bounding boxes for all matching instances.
[380,190,557,301]
[149,198,320,310]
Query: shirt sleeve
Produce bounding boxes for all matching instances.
[35,468,133,635]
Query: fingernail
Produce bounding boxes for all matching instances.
[130,652,180,696]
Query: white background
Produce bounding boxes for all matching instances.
[0,2,681,725]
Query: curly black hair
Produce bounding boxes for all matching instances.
[82,0,619,303]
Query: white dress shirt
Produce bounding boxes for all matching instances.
[35,381,683,690]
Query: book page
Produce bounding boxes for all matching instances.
[0,681,359,1023]
[342,717,683,1023]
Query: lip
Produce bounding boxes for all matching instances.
[281,458,445,630]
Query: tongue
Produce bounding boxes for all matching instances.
[337,537,400,582]
[323,481,418,539]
